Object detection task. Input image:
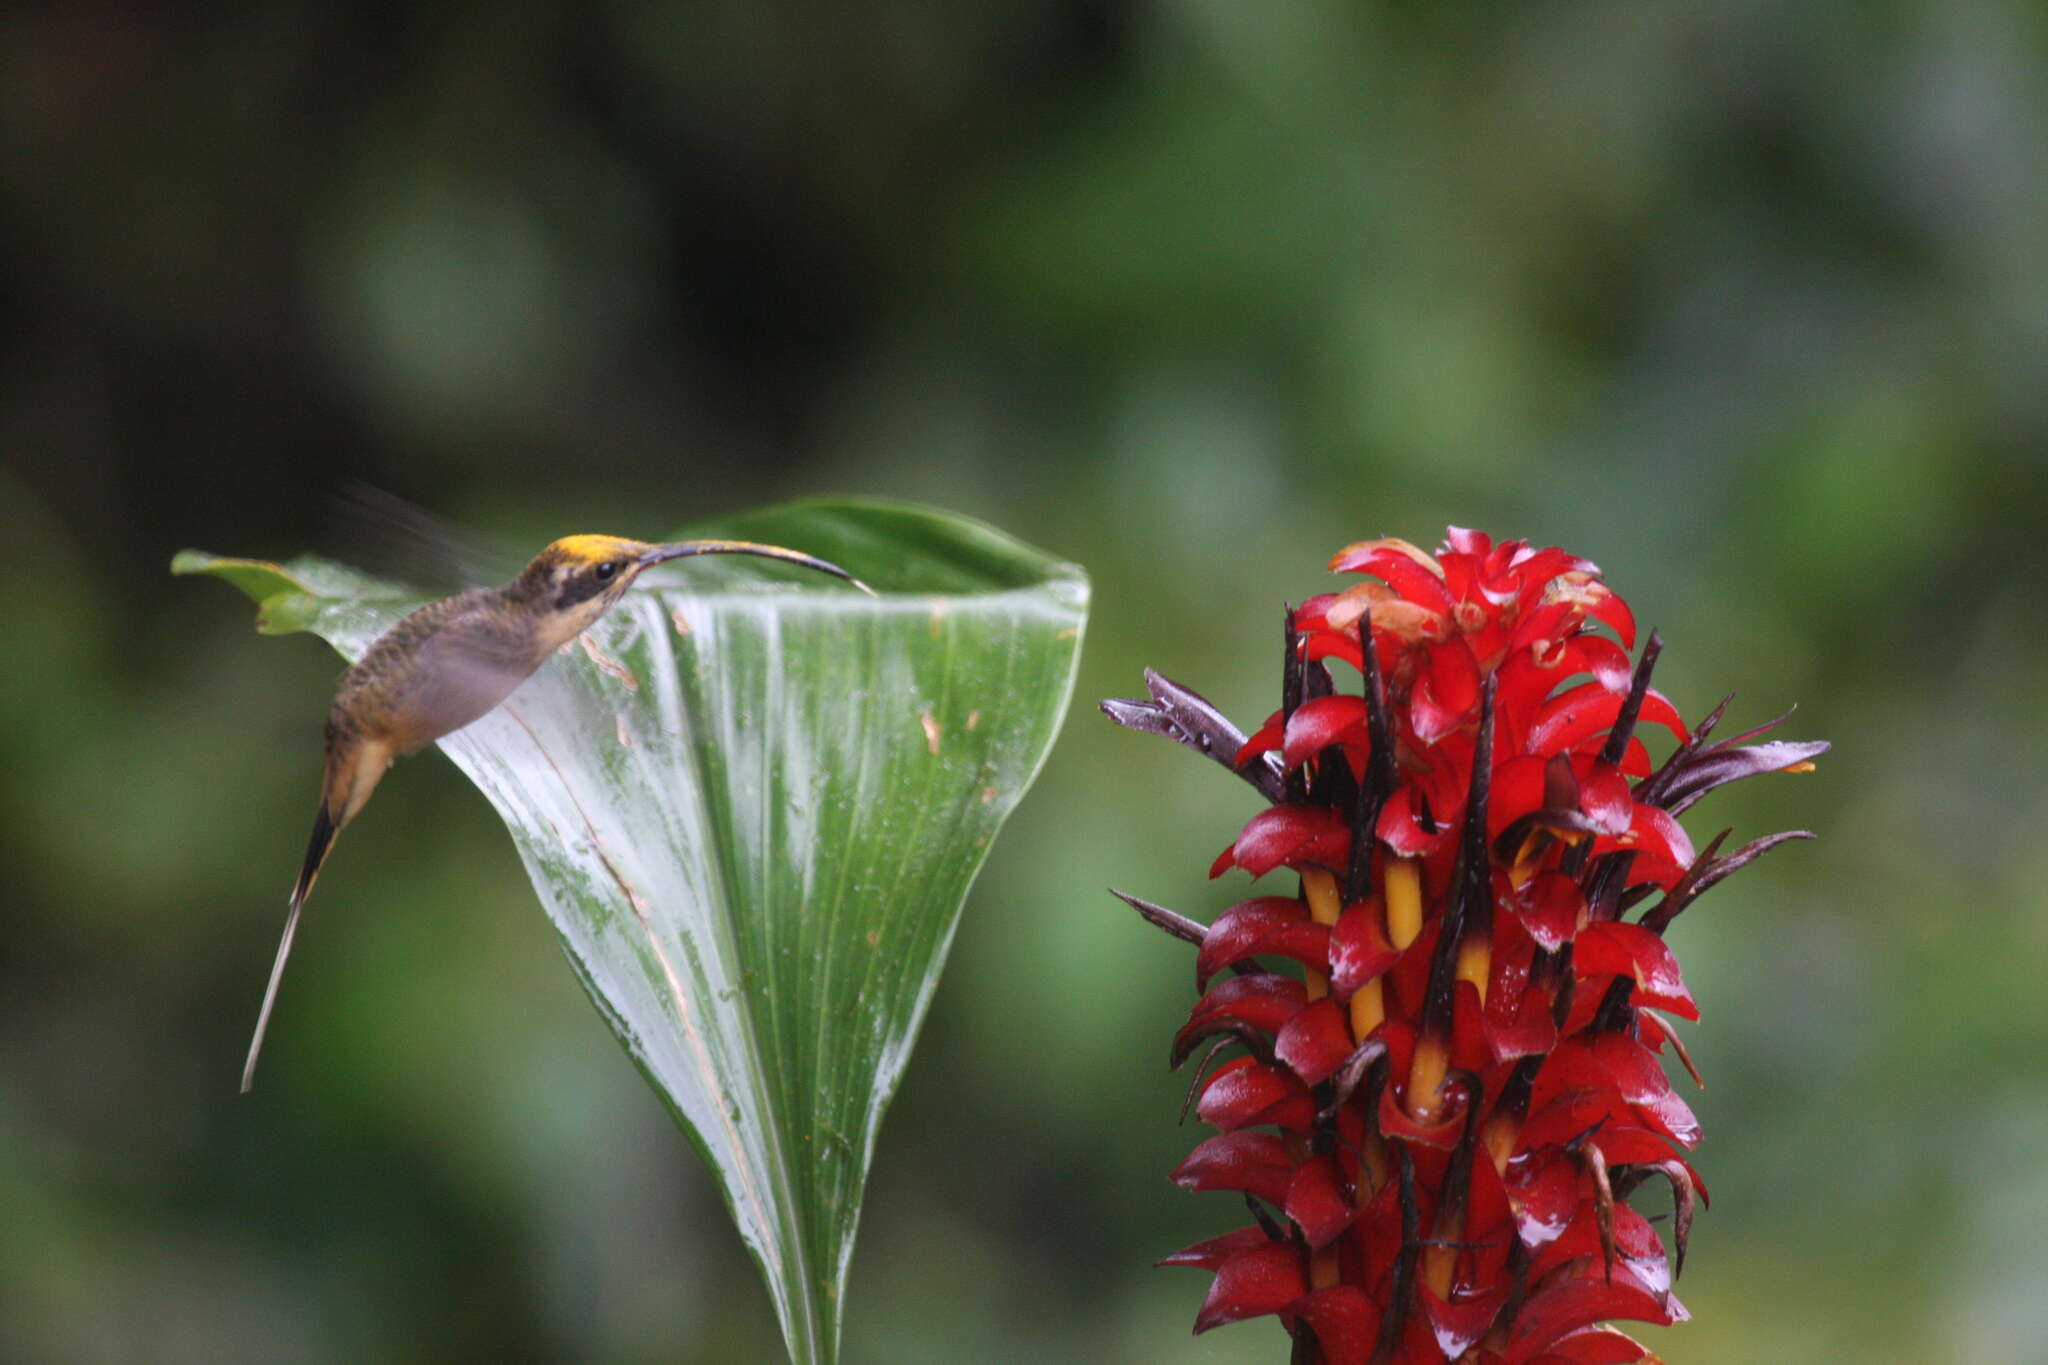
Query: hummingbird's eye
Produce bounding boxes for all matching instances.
[593,560,621,583]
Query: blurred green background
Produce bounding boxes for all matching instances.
[4,4,2045,1362]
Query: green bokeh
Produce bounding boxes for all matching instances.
[5,4,2045,1361]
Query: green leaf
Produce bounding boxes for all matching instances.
[177,498,1089,1363]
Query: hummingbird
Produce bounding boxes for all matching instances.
[242,533,872,1091]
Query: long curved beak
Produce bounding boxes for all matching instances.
[637,539,877,596]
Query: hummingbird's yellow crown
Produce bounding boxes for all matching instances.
[541,534,653,567]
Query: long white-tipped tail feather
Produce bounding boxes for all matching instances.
[240,895,305,1092]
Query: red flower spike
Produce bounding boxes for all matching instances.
[1632,1088,1703,1151]
[1329,900,1403,1000]
[1235,710,1287,766]
[1443,525,1493,556]
[1172,1132,1298,1206]
[1377,784,1454,859]
[1502,1280,1678,1365]
[1450,979,1491,1075]
[1574,580,1638,653]
[1378,1079,1470,1150]
[1530,1198,1673,1299]
[1275,997,1357,1086]
[1574,923,1698,1020]
[1294,1287,1381,1365]
[1104,527,1823,1361]
[1507,1149,1584,1248]
[1635,1010,1705,1090]
[1194,1241,1309,1334]
[1182,973,1310,1041]
[1282,695,1372,772]
[1530,683,1689,758]
[1541,1326,1660,1364]
[1159,1225,1276,1271]
[1198,1057,1318,1133]
[1285,1153,1355,1249]
[1464,1139,1514,1250]
[1584,1032,1676,1106]
[1609,805,1696,889]
[1198,898,1334,986]
[1508,871,1586,952]
[1420,1278,1509,1361]
[1332,545,1455,616]
[1520,1089,1640,1154]
[1217,804,1353,879]
[1573,761,1635,836]
[1485,984,1560,1063]
[1302,628,1367,671]
[1507,599,1585,660]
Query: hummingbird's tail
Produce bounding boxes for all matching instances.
[242,735,391,1092]
[242,803,341,1092]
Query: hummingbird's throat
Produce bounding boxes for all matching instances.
[538,585,634,654]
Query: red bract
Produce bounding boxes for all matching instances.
[1105,530,1825,1364]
